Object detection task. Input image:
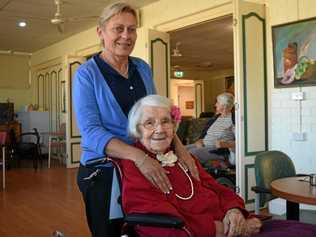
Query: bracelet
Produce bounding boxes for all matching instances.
[135,154,148,168]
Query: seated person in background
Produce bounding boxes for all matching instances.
[186,92,235,167]
[119,94,261,237]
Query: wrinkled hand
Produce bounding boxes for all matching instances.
[223,208,246,237]
[215,140,226,149]
[194,139,204,148]
[135,155,172,194]
[177,149,200,181]
[241,218,262,237]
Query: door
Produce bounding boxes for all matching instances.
[65,56,86,168]
[233,0,267,209]
[194,80,204,118]
[148,29,170,96]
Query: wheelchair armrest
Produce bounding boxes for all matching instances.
[296,173,308,177]
[124,213,184,228]
[251,186,271,194]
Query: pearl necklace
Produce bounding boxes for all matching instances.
[174,162,194,200]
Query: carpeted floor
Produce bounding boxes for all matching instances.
[273,209,316,224]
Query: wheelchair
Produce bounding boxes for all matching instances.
[53,157,185,237]
[202,149,236,191]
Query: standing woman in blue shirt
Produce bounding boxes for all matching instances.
[73,2,199,237]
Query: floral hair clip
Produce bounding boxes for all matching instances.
[171,105,181,123]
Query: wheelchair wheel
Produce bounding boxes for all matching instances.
[216,176,235,190]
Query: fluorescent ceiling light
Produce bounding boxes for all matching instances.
[18,21,27,27]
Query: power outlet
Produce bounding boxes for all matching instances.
[292,132,306,141]
[291,92,304,100]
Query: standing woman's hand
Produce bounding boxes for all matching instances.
[135,154,172,194]
[174,135,200,181]
[223,208,246,237]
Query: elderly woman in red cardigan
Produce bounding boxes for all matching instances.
[119,94,316,237]
[119,94,261,237]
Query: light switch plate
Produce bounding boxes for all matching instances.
[292,132,306,141]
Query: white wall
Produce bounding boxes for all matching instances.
[0,54,32,111]
[266,0,316,174]
[266,0,316,213]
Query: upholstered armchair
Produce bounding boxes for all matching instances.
[176,117,210,145]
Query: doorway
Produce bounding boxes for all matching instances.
[168,16,236,187]
[150,0,267,208]
[169,15,234,114]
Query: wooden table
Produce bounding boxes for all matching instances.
[271,176,316,220]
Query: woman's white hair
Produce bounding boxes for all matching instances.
[217,92,234,109]
[128,95,173,139]
[98,2,138,28]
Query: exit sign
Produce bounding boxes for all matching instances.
[174,71,184,78]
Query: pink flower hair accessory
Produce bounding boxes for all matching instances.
[171,105,182,123]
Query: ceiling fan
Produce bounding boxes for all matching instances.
[50,0,98,33]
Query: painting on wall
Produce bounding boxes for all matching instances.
[272,17,316,88]
[185,101,194,109]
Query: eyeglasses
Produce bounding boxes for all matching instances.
[138,118,174,130]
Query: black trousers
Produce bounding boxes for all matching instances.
[77,164,122,237]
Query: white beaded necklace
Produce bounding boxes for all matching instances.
[154,150,194,200]
[174,162,194,200]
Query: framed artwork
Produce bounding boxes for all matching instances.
[185,101,194,109]
[272,17,316,88]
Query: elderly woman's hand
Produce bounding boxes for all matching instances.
[135,154,172,194]
[215,140,227,148]
[174,135,200,181]
[241,217,262,237]
[223,208,246,237]
[194,139,204,148]
[214,221,225,237]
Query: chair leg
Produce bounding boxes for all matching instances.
[57,144,61,166]
[2,146,5,190]
[33,149,38,171]
[255,193,260,215]
[48,139,51,168]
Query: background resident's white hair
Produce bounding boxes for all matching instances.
[98,2,138,28]
[217,92,234,109]
[128,95,173,139]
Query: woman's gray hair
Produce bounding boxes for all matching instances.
[217,92,234,109]
[128,95,174,139]
[98,2,138,28]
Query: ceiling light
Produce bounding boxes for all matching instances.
[18,21,27,27]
